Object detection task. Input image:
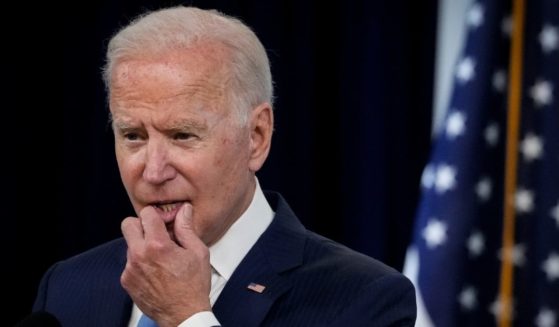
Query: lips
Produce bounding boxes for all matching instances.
[150,201,188,223]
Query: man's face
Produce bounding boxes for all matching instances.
[109,47,258,245]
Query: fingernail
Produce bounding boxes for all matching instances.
[179,203,192,224]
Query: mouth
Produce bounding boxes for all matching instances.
[149,200,188,223]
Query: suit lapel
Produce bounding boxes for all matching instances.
[212,247,294,326]
[213,193,306,326]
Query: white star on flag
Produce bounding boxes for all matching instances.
[422,218,448,249]
[519,133,544,161]
[501,16,513,37]
[530,79,554,107]
[446,111,467,139]
[475,177,492,202]
[467,3,484,28]
[458,286,478,311]
[456,57,476,83]
[421,164,435,189]
[515,188,535,214]
[489,297,515,322]
[541,252,559,281]
[498,244,526,267]
[435,164,457,194]
[539,24,558,53]
[467,230,485,257]
[484,123,500,146]
[535,308,557,327]
[492,70,507,92]
[551,201,559,227]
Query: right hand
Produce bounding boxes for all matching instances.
[121,203,212,327]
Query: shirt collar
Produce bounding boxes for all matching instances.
[209,178,274,281]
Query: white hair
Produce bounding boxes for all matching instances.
[103,6,273,125]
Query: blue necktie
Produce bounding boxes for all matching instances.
[137,314,158,327]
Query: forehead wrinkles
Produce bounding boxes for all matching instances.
[176,78,226,107]
[111,65,226,104]
[111,46,230,108]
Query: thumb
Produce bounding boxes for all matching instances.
[174,203,202,248]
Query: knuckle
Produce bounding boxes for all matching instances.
[120,270,131,289]
[145,239,167,254]
[127,248,145,263]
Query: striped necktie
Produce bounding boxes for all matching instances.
[137,314,157,327]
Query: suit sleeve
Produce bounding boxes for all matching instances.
[329,273,417,327]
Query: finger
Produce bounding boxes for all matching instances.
[174,203,205,249]
[121,217,144,249]
[139,206,170,243]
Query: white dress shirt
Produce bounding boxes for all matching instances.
[128,178,274,327]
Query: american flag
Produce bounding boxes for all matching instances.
[247,282,266,294]
[404,0,558,326]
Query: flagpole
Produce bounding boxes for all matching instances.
[499,0,525,326]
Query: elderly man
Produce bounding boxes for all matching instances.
[33,6,416,327]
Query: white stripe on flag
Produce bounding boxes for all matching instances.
[403,246,435,327]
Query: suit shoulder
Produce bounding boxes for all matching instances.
[265,230,416,325]
[46,238,126,280]
[303,231,406,283]
[266,192,408,285]
[33,238,131,325]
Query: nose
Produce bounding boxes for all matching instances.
[142,140,177,185]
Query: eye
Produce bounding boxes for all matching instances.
[124,133,141,141]
[174,132,194,140]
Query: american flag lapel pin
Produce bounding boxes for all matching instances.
[247,282,266,293]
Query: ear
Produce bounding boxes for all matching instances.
[248,102,274,172]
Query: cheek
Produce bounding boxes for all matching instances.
[212,138,250,183]
[115,144,129,171]
[211,145,238,173]
[116,151,142,185]
[212,151,224,166]
[213,138,231,165]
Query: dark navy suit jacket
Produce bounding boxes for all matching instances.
[33,192,416,326]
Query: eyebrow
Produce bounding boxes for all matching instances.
[111,117,208,133]
[111,119,136,131]
[164,119,207,132]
